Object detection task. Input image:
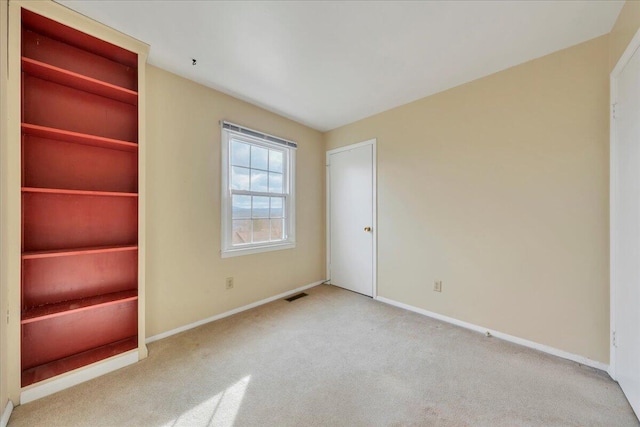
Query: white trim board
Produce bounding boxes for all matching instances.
[376,296,608,372]
[609,26,640,382]
[1,401,13,427]
[611,28,640,78]
[146,280,326,344]
[20,350,139,404]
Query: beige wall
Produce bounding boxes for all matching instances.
[609,0,640,72]
[325,35,611,363]
[145,66,325,337]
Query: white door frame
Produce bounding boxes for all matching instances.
[326,139,377,298]
[610,27,640,381]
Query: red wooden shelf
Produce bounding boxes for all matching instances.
[22,245,138,260]
[23,75,138,142]
[21,123,137,152]
[22,57,138,105]
[21,336,138,387]
[22,290,138,324]
[22,192,138,251]
[22,300,137,370]
[23,29,137,91]
[22,187,138,198]
[23,248,137,308]
[22,9,138,68]
[23,133,138,193]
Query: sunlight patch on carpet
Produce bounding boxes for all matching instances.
[167,375,251,427]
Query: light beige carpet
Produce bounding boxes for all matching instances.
[9,285,638,426]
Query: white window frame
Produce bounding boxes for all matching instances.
[221,123,296,258]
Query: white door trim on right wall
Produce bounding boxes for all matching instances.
[610,28,640,382]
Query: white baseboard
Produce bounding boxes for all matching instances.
[146,280,326,344]
[375,296,609,372]
[1,400,13,427]
[20,350,139,404]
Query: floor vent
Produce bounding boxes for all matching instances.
[285,293,308,302]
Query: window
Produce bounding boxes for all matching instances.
[221,122,296,257]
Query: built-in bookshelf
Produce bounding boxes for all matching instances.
[20,9,140,386]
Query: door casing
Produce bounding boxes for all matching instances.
[610,26,640,417]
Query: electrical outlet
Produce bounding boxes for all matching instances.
[225,277,234,290]
[434,280,442,292]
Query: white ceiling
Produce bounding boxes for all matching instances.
[58,1,623,132]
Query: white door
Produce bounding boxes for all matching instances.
[327,140,375,297]
[612,38,640,417]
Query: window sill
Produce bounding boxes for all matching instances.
[221,242,296,258]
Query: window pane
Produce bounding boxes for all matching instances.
[268,172,283,193]
[232,220,252,245]
[270,219,284,241]
[232,195,251,219]
[231,140,250,167]
[251,169,268,192]
[253,219,270,243]
[252,196,270,218]
[251,145,268,170]
[269,150,283,173]
[270,197,283,218]
[231,166,250,191]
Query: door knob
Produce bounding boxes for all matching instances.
[364,226,372,232]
